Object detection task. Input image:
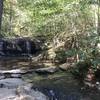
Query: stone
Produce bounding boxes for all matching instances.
[0,69,35,75]
[0,75,5,80]
[0,69,26,74]
[35,67,58,74]
[0,78,49,100]
[0,78,26,88]
[16,85,49,100]
[14,95,36,100]
[0,88,16,100]
[96,82,100,90]
[11,74,22,78]
[59,63,75,71]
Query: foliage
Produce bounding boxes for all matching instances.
[55,48,66,63]
[1,0,98,38]
[1,0,100,69]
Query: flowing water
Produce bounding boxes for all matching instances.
[0,57,100,100]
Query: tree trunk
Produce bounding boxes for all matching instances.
[97,0,100,36]
[9,0,13,35]
[0,0,3,35]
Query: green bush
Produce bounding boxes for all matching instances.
[55,49,67,64]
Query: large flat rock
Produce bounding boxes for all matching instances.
[35,67,58,74]
[59,63,75,71]
[0,78,49,100]
[0,88,16,100]
[0,69,27,74]
[0,78,26,88]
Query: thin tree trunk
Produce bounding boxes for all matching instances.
[97,0,100,50]
[0,0,3,35]
[97,0,100,36]
[9,0,13,35]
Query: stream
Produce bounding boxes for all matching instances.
[0,57,100,100]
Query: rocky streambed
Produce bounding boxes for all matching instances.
[0,58,100,100]
[0,68,100,100]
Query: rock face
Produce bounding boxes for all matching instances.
[0,78,48,100]
[35,67,58,74]
[0,37,43,56]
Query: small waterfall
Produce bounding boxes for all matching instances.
[0,41,4,55]
[0,38,42,56]
[26,40,31,55]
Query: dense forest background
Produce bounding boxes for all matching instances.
[1,0,100,37]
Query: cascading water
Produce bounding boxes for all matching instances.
[0,41,4,55]
[26,40,31,55]
[0,38,42,56]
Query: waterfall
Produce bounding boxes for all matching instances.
[0,41,4,55]
[26,40,31,55]
[0,38,41,56]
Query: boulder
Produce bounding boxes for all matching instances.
[0,69,35,75]
[0,78,26,88]
[0,88,16,100]
[0,75,5,80]
[96,82,100,90]
[59,63,75,71]
[0,78,49,100]
[16,85,49,100]
[11,74,22,78]
[35,67,58,74]
[0,69,27,74]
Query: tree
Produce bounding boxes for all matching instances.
[0,0,3,35]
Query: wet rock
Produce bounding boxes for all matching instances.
[15,95,36,100]
[0,75,5,80]
[0,88,16,100]
[0,69,27,74]
[0,79,49,100]
[96,82,100,90]
[35,67,58,74]
[83,81,95,88]
[11,74,22,78]
[0,78,26,88]
[0,69,35,75]
[16,85,49,100]
[0,86,48,100]
[59,63,75,71]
